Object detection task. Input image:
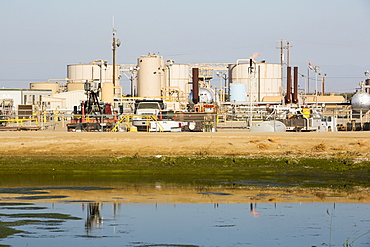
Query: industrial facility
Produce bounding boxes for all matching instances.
[1,37,369,132]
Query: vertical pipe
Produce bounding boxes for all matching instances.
[258,65,261,102]
[113,36,116,90]
[293,67,298,103]
[285,67,292,104]
[321,76,325,96]
[192,68,199,104]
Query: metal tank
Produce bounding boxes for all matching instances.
[250,120,286,132]
[189,87,217,103]
[168,64,190,98]
[30,82,60,95]
[67,63,120,86]
[229,82,247,102]
[101,82,114,103]
[229,62,282,102]
[351,91,370,111]
[137,54,164,98]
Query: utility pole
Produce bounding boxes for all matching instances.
[276,40,292,93]
[112,18,121,97]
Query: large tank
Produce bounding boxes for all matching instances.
[101,82,114,103]
[229,82,247,102]
[169,64,190,97]
[67,63,120,86]
[67,82,85,91]
[351,91,370,111]
[229,62,282,102]
[250,120,286,132]
[137,54,164,98]
[189,87,217,103]
[30,82,60,95]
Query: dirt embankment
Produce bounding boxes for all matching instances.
[0,131,369,158]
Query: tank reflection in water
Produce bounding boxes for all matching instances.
[0,202,369,247]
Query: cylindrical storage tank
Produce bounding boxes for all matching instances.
[199,87,216,103]
[250,120,286,132]
[30,82,60,95]
[229,82,247,102]
[188,87,217,104]
[67,82,85,91]
[169,64,189,96]
[67,63,120,86]
[137,54,164,98]
[102,82,114,103]
[229,62,282,101]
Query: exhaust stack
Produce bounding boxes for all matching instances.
[285,66,292,104]
[293,67,299,103]
[192,68,199,104]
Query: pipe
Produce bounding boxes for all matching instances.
[293,67,298,103]
[192,68,199,104]
[285,66,292,104]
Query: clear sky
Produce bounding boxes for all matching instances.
[1,0,369,93]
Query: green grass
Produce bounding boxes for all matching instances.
[0,156,369,189]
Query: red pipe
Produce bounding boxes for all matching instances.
[293,67,299,103]
[285,67,292,104]
[81,101,86,123]
[192,68,199,104]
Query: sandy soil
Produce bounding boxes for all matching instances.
[1,130,369,203]
[0,130,370,158]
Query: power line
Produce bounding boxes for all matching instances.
[292,40,370,50]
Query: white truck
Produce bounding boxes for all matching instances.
[132,100,163,131]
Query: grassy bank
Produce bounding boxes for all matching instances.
[0,156,369,189]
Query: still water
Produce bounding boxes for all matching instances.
[1,201,369,247]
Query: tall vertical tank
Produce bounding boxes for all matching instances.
[102,82,114,103]
[137,53,164,98]
[169,64,190,97]
[229,82,247,102]
[229,61,282,102]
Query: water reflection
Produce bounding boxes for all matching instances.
[1,201,369,247]
[85,203,103,231]
[249,203,261,218]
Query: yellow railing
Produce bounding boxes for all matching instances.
[111,115,164,132]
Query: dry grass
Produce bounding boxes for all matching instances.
[267,138,280,143]
[313,143,326,151]
[257,143,269,150]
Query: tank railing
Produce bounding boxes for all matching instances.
[2,109,370,132]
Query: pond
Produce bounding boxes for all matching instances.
[0,196,369,246]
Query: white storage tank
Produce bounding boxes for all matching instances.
[102,82,114,103]
[250,120,286,132]
[30,82,60,95]
[229,62,282,102]
[169,64,190,97]
[229,82,247,102]
[137,54,164,98]
[67,63,120,86]
[189,87,217,103]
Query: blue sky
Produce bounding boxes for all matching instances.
[1,0,369,93]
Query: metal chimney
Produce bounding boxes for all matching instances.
[285,66,292,104]
[293,67,299,103]
[192,68,199,104]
